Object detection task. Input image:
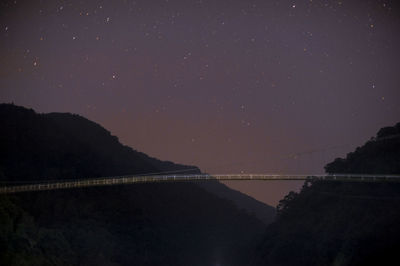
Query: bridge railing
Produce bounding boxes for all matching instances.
[1,174,400,194]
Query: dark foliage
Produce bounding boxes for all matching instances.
[0,103,269,266]
[0,104,198,181]
[0,103,274,222]
[252,122,400,266]
[325,122,400,174]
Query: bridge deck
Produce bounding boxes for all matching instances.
[1,174,400,194]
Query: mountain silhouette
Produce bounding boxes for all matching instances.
[0,103,273,266]
[252,122,400,266]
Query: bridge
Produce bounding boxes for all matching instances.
[1,173,400,194]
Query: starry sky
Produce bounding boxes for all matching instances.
[1,0,399,206]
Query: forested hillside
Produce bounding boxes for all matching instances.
[0,104,271,266]
[252,122,400,266]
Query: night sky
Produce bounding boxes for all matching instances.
[1,0,399,206]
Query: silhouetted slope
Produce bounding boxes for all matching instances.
[0,104,198,181]
[252,122,400,266]
[3,183,265,266]
[0,103,269,265]
[47,111,276,223]
[198,181,275,224]
[325,122,400,174]
[0,103,274,223]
